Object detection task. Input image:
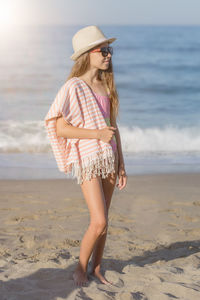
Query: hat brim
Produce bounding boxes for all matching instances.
[70,37,116,61]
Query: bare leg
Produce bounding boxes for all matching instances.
[90,150,119,285]
[73,174,108,287]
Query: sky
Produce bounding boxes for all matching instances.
[1,0,200,28]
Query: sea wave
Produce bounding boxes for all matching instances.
[1,120,200,155]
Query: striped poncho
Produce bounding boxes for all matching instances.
[44,76,116,184]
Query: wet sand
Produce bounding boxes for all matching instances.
[0,173,200,299]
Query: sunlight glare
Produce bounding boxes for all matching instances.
[0,1,16,33]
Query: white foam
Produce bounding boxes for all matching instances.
[1,120,200,155]
[119,124,200,154]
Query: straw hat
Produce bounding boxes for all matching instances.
[70,25,116,61]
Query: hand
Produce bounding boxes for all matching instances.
[98,126,117,143]
[116,163,127,190]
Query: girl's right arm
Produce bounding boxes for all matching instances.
[56,116,98,139]
[56,116,116,142]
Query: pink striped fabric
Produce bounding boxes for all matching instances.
[44,77,116,184]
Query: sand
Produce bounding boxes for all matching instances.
[0,173,200,299]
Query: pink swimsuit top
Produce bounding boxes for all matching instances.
[93,91,117,153]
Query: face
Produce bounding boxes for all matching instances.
[89,42,112,70]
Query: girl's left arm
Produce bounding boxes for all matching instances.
[114,123,127,189]
[114,124,125,168]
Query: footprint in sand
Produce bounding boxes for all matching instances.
[108,226,130,236]
[109,213,135,224]
[19,235,36,249]
[63,238,81,247]
[5,214,39,225]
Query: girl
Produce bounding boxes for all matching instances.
[45,25,127,287]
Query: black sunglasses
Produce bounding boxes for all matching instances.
[90,46,113,57]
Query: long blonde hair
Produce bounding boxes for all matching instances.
[66,50,119,126]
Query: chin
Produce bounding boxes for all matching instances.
[101,65,109,70]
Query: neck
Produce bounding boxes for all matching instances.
[81,68,101,84]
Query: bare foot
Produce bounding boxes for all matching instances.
[90,269,113,285]
[73,263,89,287]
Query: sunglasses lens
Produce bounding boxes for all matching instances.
[100,47,113,57]
[102,51,108,57]
[108,47,113,55]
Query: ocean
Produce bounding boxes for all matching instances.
[1,24,200,179]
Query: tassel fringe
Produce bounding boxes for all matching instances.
[63,148,116,184]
